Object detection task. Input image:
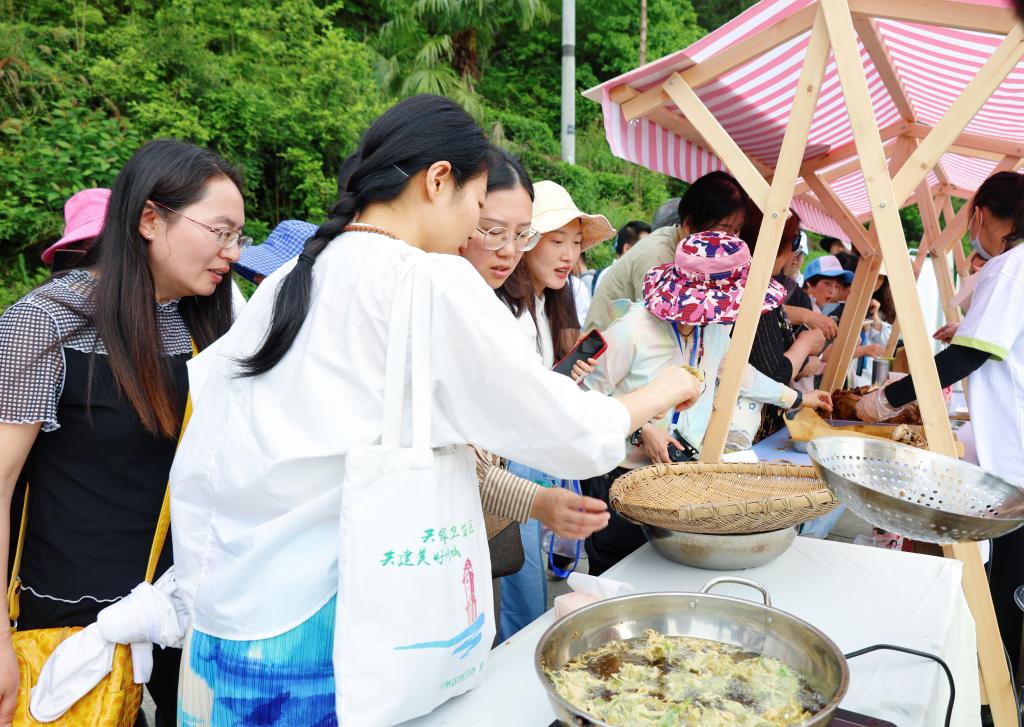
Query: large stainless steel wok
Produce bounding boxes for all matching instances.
[535,577,849,726]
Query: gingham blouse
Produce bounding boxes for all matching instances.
[0,269,192,431]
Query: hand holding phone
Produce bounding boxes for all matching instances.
[552,329,608,378]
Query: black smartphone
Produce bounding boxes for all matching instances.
[552,329,608,378]
[667,434,699,462]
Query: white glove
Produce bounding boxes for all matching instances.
[854,387,903,423]
[29,568,189,722]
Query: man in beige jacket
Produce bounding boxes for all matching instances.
[584,224,681,332]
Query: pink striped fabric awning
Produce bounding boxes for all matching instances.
[583,0,1024,241]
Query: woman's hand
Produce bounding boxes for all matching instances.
[933,323,959,344]
[530,487,610,540]
[638,424,683,465]
[802,390,833,414]
[855,343,886,359]
[797,329,826,355]
[651,366,702,412]
[571,357,597,383]
[0,635,18,727]
[797,356,825,380]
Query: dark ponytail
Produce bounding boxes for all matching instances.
[239,94,489,377]
[971,171,1024,250]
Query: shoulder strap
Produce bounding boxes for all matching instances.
[144,390,192,584]
[144,340,198,584]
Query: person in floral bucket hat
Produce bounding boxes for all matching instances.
[642,230,787,325]
[581,230,832,575]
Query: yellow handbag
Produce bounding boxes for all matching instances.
[7,395,190,726]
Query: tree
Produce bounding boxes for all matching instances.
[376,0,550,115]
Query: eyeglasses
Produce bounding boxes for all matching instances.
[150,200,253,250]
[475,225,542,252]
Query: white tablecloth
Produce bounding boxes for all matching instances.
[404,537,980,726]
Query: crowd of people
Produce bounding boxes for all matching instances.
[1,92,1024,724]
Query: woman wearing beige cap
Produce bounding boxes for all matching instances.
[498,180,615,366]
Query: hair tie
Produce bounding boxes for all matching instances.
[298,252,316,266]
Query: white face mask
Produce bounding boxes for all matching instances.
[972,236,995,261]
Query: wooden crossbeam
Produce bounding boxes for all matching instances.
[611,3,820,114]
[683,4,819,89]
[794,137,903,196]
[700,4,831,462]
[611,85,777,179]
[802,122,910,174]
[825,0,1018,721]
[849,0,1018,35]
[890,23,1024,206]
[802,172,876,255]
[662,73,772,211]
[852,14,915,122]
[942,196,970,277]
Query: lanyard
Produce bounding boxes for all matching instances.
[670,324,702,425]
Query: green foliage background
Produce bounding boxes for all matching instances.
[1,0,942,306]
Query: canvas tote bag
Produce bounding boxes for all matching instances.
[335,259,494,725]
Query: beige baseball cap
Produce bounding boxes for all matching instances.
[531,180,615,252]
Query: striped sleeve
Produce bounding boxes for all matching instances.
[471,446,539,523]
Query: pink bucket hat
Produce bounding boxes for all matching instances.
[41,188,111,264]
[642,230,787,325]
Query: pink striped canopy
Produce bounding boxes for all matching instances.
[583,0,1024,241]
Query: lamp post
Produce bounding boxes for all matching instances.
[560,0,575,163]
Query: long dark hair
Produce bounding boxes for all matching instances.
[499,263,580,361]
[873,278,897,323]
[76,139,241,438]
[240,94,490,377]
[971,171,1024,250]
[678,171,750,234]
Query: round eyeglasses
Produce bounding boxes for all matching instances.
[476,225,542,252]
[150,201,253,250]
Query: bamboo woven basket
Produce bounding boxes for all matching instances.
[610,462,839,535]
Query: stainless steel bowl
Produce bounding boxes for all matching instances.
[536,578,849,726]
[807,436,1024,543]
[642,524,797,570]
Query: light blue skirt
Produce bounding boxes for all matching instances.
[178,597,337,727]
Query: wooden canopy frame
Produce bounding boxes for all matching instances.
[594,0,1024,721]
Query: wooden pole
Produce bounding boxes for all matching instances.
[823,0,1017,720]
[942,196,970,277]
[698,4,831,463]
[818,138,913,388]
[820,254,883,392]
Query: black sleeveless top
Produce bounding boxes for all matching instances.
[0,270,190,627]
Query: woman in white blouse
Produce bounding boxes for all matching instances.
[170,95,699,725]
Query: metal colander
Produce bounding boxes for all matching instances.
[807,436,1024,544]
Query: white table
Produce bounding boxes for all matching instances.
[405,537,980,726]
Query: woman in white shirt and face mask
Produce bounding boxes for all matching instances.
[171,96,701,725]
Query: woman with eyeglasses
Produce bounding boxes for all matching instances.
[460,152,613,640]
[0,139,247,724]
